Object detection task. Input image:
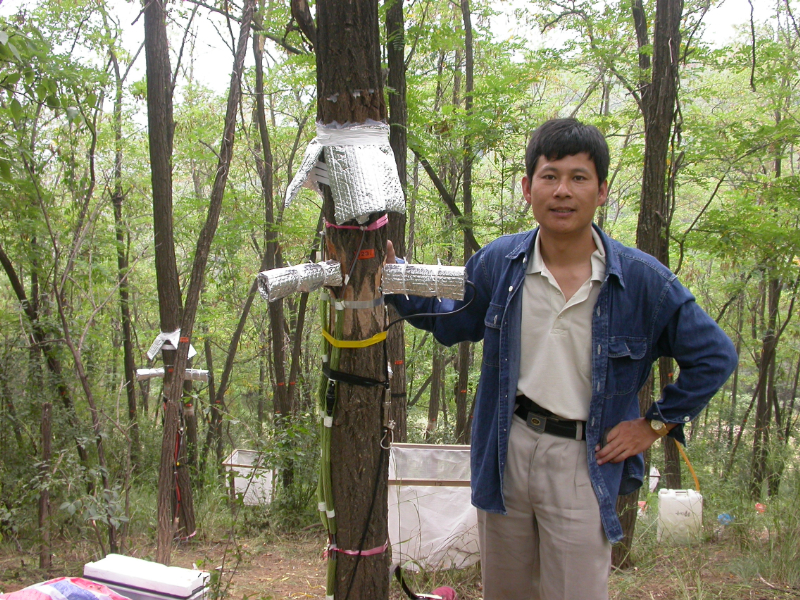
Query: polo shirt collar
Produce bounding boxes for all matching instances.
[526,227,606,278]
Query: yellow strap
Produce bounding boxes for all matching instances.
[674,438,700,492]
[322,329,387,349]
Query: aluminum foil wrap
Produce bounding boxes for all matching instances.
[135,368,209,382]
[284,121,405,224]
[258,260,342,302]
[382,263,467,301]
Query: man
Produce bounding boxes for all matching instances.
[386,118,737,599]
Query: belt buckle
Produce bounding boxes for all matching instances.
[526,412,546,434]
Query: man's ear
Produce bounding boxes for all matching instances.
[597,180,609,207]
[522,175,532,206]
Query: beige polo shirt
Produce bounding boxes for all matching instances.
[515,229,606,421]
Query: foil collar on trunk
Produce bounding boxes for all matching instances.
[258,260,343,302]
[382,263,467,301]
[284,121,405,225]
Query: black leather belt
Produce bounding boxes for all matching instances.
[514,395,586,441]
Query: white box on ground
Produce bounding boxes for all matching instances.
[657,489,703,544]
[83,554,209,600]
[222,449,274,506]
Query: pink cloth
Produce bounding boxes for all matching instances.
[430,587,456,600]
[0,577,130,600]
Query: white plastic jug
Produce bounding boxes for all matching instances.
[657,489,703,544]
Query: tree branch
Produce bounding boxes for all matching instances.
[409,145,481,253]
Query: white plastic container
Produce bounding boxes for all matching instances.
[657,489,703,544]
[222,449,274,506]
[83,554,209,600]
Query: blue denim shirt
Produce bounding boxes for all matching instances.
[388,226,737,543]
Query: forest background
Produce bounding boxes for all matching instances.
[0,0,799,597]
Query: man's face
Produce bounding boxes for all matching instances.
[521,152,608,240]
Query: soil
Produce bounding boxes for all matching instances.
[1,532,798,600]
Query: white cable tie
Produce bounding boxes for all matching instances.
[326,509,336,519]
[401,259,409,300]
[322,354,329,363]
[435,258,442,302]
[318,502,326,512]
[326,595,334,600]
[324,415,333,428]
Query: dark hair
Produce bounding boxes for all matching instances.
[525,118,610,184]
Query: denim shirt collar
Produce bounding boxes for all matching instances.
[504,224,626,289]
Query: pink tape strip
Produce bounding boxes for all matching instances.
[325,214,389,231]
[328,540,388,557]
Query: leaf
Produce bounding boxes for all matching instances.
[0,159,12,182]
[45,94,59,110]
[9,98,23,122]
[86,92,97,108]
[2,72,20,87]
[6,41,21,62]
[0,31,8,45]
[66,106,79,122]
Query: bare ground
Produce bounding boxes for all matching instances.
[1,531,798,599]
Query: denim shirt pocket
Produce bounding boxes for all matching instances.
[482,303,504,368]
[607,336,648,395]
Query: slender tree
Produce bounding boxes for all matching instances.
[614,0,684,569]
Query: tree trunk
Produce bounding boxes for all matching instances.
[454,0,474,446]
[615,0,683,569]
[144,0,185,564]
[386,0,408,443]
[38,402,51,571]
[728,294,744,447]
[426,344,444,441]
[149,0,253,563]
[200,336,221,478]
[0,243,91,474]
[183,358,198,472]
[316,2,390,596]
[750,276,780,499]
[660,357,681,489]
[111,52,140,470]
[612,374,653,569]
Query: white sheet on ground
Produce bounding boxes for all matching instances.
[388,444,480,571]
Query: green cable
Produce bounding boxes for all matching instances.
[318,299,345,598]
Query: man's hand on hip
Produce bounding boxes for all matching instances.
[594,418,665,465]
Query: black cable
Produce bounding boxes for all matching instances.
[343,391,388,600]
[387,280,478,330]
[335,277,478,599]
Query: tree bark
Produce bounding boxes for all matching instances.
[38,402,51,571]
[660,357,681,489]
[144,0,185,564]
[0,243,91,472]
[150,0,254,563]
[750,276,780,499]
[316,2,390,596]
[426,345,444,441]
[111,51,140,470]
[386,0,408,443]
[454,0,474,445]
[615,0,683,569]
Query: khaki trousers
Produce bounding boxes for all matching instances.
[478,415,611,600]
